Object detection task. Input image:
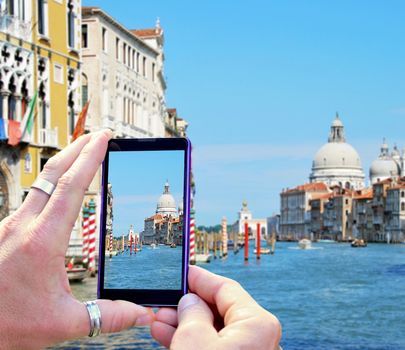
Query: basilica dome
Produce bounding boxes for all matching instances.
[309,114,365,190]
[369,141,401,184]
[156,181,177,216]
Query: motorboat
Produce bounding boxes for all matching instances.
[298,238,312,249]
[351,239,367,248]
[150,243,156,249]
[317,239,336,243]
[66,267,87,282]
[253,248,271,254]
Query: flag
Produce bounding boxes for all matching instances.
[21,90,38,141]
[8,120,21,146]
[71,100,90,142]
[0,119,7,141]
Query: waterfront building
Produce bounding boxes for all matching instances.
[309,193,332,240]
[309,114,365,190]
[385,183,405,243]
[322,187,353,241]
[231,200,267,239]
[165,108,188,137]
[369,140,405,184]
[280,183,330,240]
[352,189,373,241]
[0,0,81,221]
[142,181,183,245]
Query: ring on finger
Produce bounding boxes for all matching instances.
[31,177,56,196]
[84,300,102,337]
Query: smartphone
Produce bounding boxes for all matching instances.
[98,137,191,307]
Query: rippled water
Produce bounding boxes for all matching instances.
[53,242,405,349]
[105,246,182,290]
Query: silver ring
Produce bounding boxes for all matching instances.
[84,300,102,337]
[31,178,56,196]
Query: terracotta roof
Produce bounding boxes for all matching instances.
[131,28,162,38]
[284,182,329,194]
[311,193,333,201]
[167,108,177,116]
[145,213,164,221]
[353,189,373,200]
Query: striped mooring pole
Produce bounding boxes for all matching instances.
[189,208,196,265]
[222,217,228,258]
[82,204,89,265]
[88,199,96,274]
[109,231,113,259]
[244,222,249,261]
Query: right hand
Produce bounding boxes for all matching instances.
[151,265,282,349]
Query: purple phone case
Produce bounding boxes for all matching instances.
[97,137,191,306]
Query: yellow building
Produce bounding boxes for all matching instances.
[0,0,81,220]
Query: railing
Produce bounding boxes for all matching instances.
[39,128,58,148]
[0,14,32,41]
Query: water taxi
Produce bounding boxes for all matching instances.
[298,238,312,249]
[351,239,367,248]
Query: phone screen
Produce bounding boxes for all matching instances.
[98,138,190,306]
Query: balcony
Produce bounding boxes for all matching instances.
[0,15,32,41]
[39,128,58,148]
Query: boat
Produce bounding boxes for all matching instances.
[105,250,118,257]
[254,248,271,254]
[195,253,212,263]
[351,239,367,248]
[298,238,312,249]
[66,267,87,282]
[170,242,177,248]
[150,243,156,249]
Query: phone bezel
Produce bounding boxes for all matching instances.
[97,137,191,307]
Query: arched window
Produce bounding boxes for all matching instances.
[81,73,88,107]
[68,91,75,135]
[8,76,16,120]
[401,202,405,212]
[21,79,29,117]
[401,191,404,198]
[38,81,47,129]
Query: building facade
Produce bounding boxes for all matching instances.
[0,0,81,221]
[231,201,267,239]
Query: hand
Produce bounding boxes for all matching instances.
[0,131,154,349]
[151,265,282,349]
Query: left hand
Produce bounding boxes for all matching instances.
[0,131,154,350]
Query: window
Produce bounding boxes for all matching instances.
[38,82,47,129]
[402,191,404,198]
[102,27,107,51]
[6,0,14,15]
[67,0,75,48]
[152,63,155,82]
[68,91,75,135]
[53,63,63,84]
[81,73,88,107]
[116,38,120,60]
[81,24,88,48]
[24,152,32,173]
[38,0,48,36]
[142,56,146,77]
[123,43,126,64]
[136,52,140,72]
[7,76,16,120]
[402,202,405,211]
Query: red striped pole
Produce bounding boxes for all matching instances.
[130,235,133,255]
[256,223,261,260]
[109,231,113,259]
[244,222,249,261]
[88,199,96,274]
[190,209,196,265]
[222,217,228,258]
[82,205,89,265]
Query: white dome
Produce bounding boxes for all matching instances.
[309,115,365,190]
[370,159,399,179]
[156,182,177,216]
[313,143,362,170]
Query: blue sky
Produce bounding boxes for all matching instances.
[109,151,184,236]
[84,0,405,225]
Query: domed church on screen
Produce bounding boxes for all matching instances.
[309,114,365,190]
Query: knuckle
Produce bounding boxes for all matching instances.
[57,171,85,194]
[41,155,60,176]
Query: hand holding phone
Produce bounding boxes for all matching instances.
[98,138,191,307]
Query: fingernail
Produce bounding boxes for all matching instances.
[136,313,154,326]
[178,293,200,312]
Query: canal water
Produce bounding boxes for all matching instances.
[105,246,182,290]
[53,242,405,349]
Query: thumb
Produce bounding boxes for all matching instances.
[172,293,218,349]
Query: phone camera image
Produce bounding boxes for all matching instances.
[99,138,190,306]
